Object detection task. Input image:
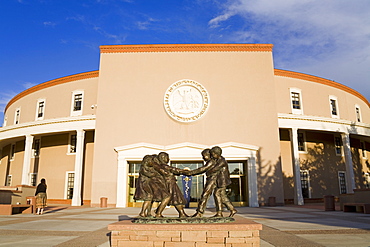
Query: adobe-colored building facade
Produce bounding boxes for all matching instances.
[1,44,369,207]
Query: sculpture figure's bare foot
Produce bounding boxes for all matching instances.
[229,209,237,217]
[212,211,223,217]
[192,212,203,218]
[138,213,146,218]
[155,214,164,218]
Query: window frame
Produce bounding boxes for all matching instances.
[334,135,343,156]
[290,88,303,115]
[355,104,362,123]
[29,173,37,186]
[64,171,75,199]
[70,90,84,116]
[6,175,12,186]
[10,144,16,161]
[68,133,77,154]
[329,95,339,118]
[297,131,307,153]
[14,107,21,124]
[338,171,347,194]
[35,99,46,121]
[33,139,41,158]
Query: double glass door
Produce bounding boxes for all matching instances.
[127,160,248,207]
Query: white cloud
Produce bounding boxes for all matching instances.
[209,0,370,100]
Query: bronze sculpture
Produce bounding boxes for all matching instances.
[134,147,237,219]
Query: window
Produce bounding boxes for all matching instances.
[290,88,303,114]
[66,172,75,199]
[298,132,306,152]
[33,139,41,157]
[14,108,20,124]
[30,173,37,186]
[300,170,310,198]
[71,91,84,116]
[329,95,339,118]
[338,172,347,194]
[360,141,367,159]
[69,134,77,153]
[334,136,343,156]
[6,175,12,186]
[36,99,45,120]
[355,105,362,122]
[10,144,15,161]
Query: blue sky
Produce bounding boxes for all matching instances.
[1,0,370,125]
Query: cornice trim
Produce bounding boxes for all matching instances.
[275,69,370,107]
[5,71,99,112]
[100,44,273,53]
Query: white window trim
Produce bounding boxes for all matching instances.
[14,107,21,125]
[338,171,347,194]
[290,88,303,115]
[35,99,46,121]
[355,104,362,123]
[70,90,84,116]
[329,95,339,119]
[67,133,77,155]
[64,171,75,199]
[334,135,343,157]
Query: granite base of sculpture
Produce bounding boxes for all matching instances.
[132,146,237,224]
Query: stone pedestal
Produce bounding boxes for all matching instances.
[108,216,262,247]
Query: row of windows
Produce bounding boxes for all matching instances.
[297,132,368,158]
[6,134,78,162]
[5,91,85,126]
[5,172,76,199]
[290,88,363,122]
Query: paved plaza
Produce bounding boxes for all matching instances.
[0,204,369,246]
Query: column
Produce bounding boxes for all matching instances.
[341,133,355,193]
[290,128,304,205]
[72,130,85,206]
[248,153,259,207]
[116,154,128,208]
[21,135,34,185]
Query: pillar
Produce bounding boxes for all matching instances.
[72,130,85,206]
[248,154,259,207]
[116,154,128,208]
[21,135,34,185]
[341,133,355,193]
[290,128,304,205]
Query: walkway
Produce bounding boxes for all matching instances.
[0,204,369,246]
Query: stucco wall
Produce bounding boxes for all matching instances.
[92,49,284,205]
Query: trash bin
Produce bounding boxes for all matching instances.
[268,196,276,207]
[100,197,108,208]
[324,195,335,211]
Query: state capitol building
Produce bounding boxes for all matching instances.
[0,44,369,208]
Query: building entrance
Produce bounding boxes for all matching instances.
[127,160,248,207]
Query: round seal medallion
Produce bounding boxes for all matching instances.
[164,79,210,122]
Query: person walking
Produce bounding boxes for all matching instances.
[35,178,47,215]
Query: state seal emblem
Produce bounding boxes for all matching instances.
[164,79,210,122]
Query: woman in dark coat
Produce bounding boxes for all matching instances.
[35,178,47,215]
